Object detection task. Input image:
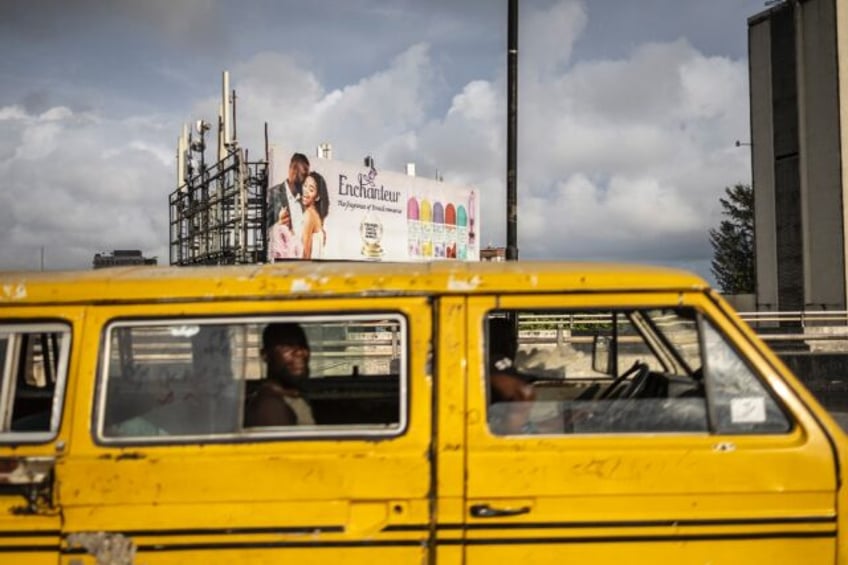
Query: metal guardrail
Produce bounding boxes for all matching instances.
[515,311,848,350]
[737,311,848,327]
[733,312,848,347]
[517,311,848,328]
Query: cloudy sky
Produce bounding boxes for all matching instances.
[0,0,768,279]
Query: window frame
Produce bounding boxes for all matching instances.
[94,312,410,445]
[483,305,795,437]
[0,321,72,444]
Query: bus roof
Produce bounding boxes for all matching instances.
[0,261,709,305]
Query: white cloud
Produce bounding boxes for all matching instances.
[522,0,588,78]
[448,80,498,122]
[0,105,27,121]
[0,105,171,270]
[15,123,63,161]
[406,1,750,270]
[39,106,74,121]
[213,42,441,171]
[0,0,752,281]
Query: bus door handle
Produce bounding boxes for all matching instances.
[470,503,531,518]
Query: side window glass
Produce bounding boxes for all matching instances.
[99,315,406,442]
[103,324,240,437]
[0,324,70,440]
[485,309,709,436]
[484,309,790,437]
[702,321,790,434]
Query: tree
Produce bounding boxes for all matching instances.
[709,183,755,294]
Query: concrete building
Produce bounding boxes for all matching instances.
[749,0,848,312]
[93,250,158,269]
[480,246,506,262]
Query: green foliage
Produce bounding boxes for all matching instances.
[709,183,755,294]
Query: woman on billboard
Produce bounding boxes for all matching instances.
[301,171,330,259]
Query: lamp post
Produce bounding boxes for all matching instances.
[506,0,519,261]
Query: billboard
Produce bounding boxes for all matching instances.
[267,146,480,262]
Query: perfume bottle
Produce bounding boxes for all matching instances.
[467,190,476,249]
[433,201,445,258]
[359,212,384,260]
[420,199,433,258]
[407,196,420,258]
[445,203,457,259]
[456,205,468,261]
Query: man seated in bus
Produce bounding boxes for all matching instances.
[245,322,316,426]
[486,317,536,434]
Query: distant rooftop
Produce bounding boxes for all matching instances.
[93,250,157,269]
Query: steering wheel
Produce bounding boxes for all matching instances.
[597,360,648,400]
[621,364,653,399]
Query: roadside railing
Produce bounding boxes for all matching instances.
[738,310,848,328]
[514,311,848,352]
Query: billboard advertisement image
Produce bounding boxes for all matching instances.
[267,146,480,262]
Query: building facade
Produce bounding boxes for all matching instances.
[93,250,158,269]
[749,0,848,311]
[480,246,506,262]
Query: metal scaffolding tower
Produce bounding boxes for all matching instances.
[169,149,267,266]
[169,71,268,266]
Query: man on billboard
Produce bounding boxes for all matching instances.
[267,153,310,260]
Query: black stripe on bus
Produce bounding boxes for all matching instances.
[62,539,423,554]
[0,545,60,553]
[0,531,60,538]
[56,530,836,554]
[453,531,836,545]
[117,525,344,537]
[383,515,837,532]
[12,517,831,540]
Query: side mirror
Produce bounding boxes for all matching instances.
[592,334,613,376]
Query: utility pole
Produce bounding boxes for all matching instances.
[506,0,519,260]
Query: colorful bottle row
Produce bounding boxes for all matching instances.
[407,192,476,260]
